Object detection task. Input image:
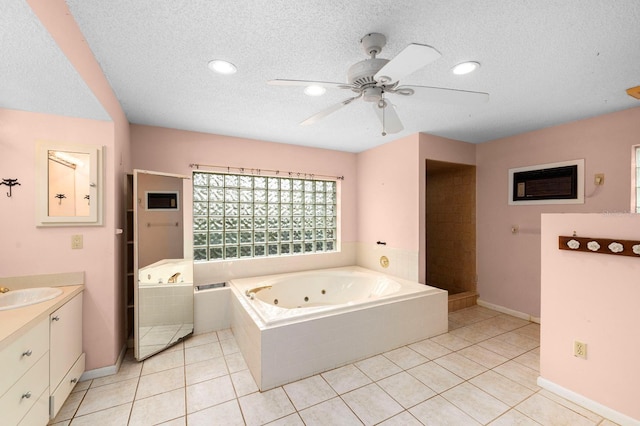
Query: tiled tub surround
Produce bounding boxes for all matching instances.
[53,305,620,425]
[229,266,448,390]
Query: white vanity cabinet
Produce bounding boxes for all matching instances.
[0,318,50,426]
[49,292,85,419]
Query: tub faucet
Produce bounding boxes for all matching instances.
[168,272,181,283]
[0,287,9,293]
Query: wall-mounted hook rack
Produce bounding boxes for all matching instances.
[1,178,21,197]
[84,194,90,205]
[55,193,67,204]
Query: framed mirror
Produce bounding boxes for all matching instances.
[36,141,103,226]
[134,169,193,360]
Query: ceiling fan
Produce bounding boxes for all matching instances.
[268,33,489,135]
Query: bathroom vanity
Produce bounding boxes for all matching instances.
[0,284,84,425]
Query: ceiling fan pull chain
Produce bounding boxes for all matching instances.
[381,94,387,136]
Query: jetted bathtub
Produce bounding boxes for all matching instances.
[230,266,447,390]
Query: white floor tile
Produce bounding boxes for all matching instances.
[187,399,245,426]
[68,403,132,426]
[382,346,428,370]
[283,375,337,411]
[75,378,137,417]
[342,383,404,425]
[407,361,464,394]
[410,395,481,425]
[441,382,509,424]
[128,388,186,426]
[186,375,236,413]
[185,356,229,386]
[238,387,296,426]
[321,364,372,394]
[469,370,535,407]
[434,352,487,380]
[231,369,259,397]
[136,366,184,400]
[355,354,402,381]
[515,393,598,426]
[377,371,436,409]
[299,397,363,426]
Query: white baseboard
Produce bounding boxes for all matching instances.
[537,376,639,426]
[80,343,127,381]
[477,299,541,323]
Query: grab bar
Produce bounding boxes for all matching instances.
[245,285,272,297]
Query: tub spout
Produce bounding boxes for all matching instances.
[168,272,181,283]
[0,287,9,293]
[245,285,272,297]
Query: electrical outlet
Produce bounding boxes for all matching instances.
[71,234,83,250]
[574,340,587,359]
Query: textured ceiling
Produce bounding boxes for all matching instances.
[0,0,109,121]
[8,1,640,152]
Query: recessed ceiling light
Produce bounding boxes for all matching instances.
[304,85,326,96]
[208,59,237,75]
[452,61,480,75]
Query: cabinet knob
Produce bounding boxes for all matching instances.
[52,316,60,321]
[22,349,32,357]
[70,378,78,384]
[21,391,32,399]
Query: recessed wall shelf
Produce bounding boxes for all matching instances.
[559,236,640,258]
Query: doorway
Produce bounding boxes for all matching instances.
[426,160,477,311]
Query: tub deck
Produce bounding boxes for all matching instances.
[230,266,448,390]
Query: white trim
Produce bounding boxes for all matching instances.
[508,159,584,205]
[79,343,127,381]
[537,376,640,426]
[477,299,541,323]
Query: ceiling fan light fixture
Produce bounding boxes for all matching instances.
[208,59,237,75]
[304,85,326,96]
[452,61,480,75]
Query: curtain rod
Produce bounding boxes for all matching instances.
[189,163,344,181]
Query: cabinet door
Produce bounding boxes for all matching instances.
[50,292,83,390]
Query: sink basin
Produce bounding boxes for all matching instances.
[0,287,63,311]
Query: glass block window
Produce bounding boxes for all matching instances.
[193,172,338,261]
[636,146,640,213]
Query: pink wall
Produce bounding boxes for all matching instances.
[0,108,117,370]
[477,107,640,317]
[355,133,476,283]
[540,213,640,422]
[356,135,421,251]
[130,124,358,243]
[4,0,132,371]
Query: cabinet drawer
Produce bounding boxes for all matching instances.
[50,352,85,419]
[0,318,49,397]
[18,387,49,426]
[0,353,49,426]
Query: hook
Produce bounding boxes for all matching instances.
[84,194,90,205]
[1,178,21,197]
[55,193,67,205]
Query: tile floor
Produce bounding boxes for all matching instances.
[49,306,620,425]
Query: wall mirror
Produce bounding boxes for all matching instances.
[134,169,193,361]
[36,141,103,226]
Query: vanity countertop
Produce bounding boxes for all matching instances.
[0,285,84,351]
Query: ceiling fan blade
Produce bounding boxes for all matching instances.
[400,85,489,105]
[372,102,404,134]
[300,95,360,126]
[374,44,441,84]
[268,79,351,90]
